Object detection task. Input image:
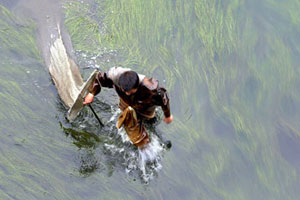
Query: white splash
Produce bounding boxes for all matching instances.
[105,128,165,183]
[137,134,163,182]
[107,107,121,124]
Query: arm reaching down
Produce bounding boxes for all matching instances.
[164,114,173,124]
[83,92,95,105]
[154,87,173,124]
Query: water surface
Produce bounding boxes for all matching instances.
[1,0,300,199]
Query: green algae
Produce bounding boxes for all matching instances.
[63,0,300,199]
[62,124,101,149]
[0,5,77,200]
[0,6,40,60]
[0,5,41,125]
[0,0,297,199]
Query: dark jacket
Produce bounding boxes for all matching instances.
[90,67,171,119]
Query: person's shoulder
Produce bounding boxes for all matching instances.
[142,77,159,90]
[107,66,131,83]
[107,66,131,75]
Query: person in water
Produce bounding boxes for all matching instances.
[83,67,173,148]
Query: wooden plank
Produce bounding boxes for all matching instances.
[67,70,98,121]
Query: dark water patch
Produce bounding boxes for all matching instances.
[277,123,300,172]
[279,95,297,117]
[223,51,248,71]
[212,114,236,139]
[294,79,300,98]
[0,0,19,9]
[246,0,291,34]
[235,130,251,145]
[283,31,300,65]
[240,75,260,105]
[0,163,10,175]
[213,51,219,62]
[8,48,24,60]
[254,35,268,62]
[222,52,250,94]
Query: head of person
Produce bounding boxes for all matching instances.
[119,71,139,95]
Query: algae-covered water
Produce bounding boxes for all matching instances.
[1,0,300,199]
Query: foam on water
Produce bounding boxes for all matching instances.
[137,135,164,182]
[107,106,121,124]
[104,127,165,183]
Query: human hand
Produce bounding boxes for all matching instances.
[83,93,94,105]
[163,114,173,124]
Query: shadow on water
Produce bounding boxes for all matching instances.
[277,121,300,172]
[57,90,171,183]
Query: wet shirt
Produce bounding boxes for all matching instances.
[90,67,171,119]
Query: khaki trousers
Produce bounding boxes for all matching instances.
[117,106,150,148]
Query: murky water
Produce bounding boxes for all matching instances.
[1,0,300,199]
